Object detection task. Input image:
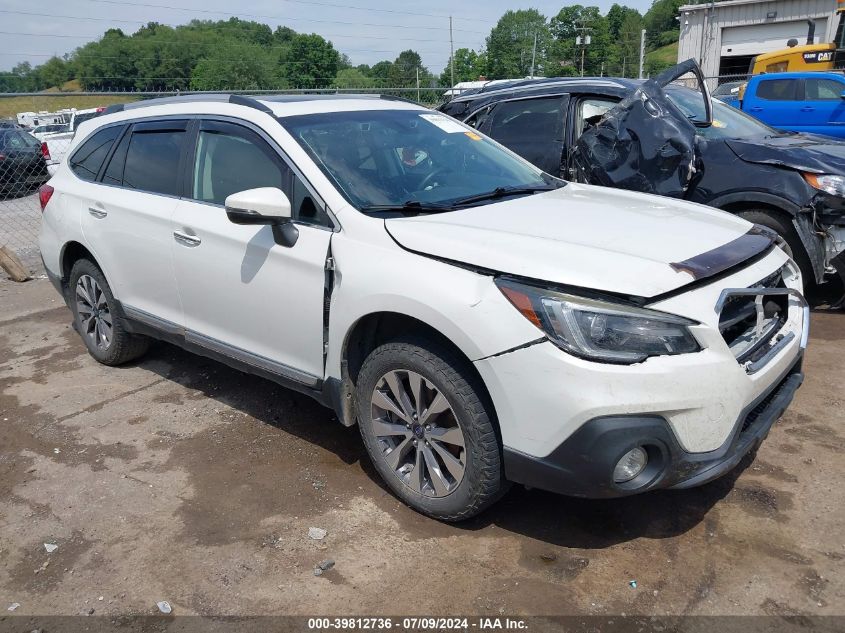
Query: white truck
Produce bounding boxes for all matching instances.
[40,108,104,175]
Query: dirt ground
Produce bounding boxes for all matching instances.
[1,277,843,618]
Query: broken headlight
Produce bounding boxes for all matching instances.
[804,173,845,197]
[496,279,701,364]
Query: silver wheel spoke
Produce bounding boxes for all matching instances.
[428,425,465,448]
[76,275,112,351]
[408,448,425,493]
[384,436,414,471]
[372,418,411,438]
[372,389,412,423]
[420,392,450,425]
[408,372,424,415]
[384,371,415,420]
[430,440,465,481]
[421,445,450,496]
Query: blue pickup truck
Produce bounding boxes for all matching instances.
[720,72,845,138]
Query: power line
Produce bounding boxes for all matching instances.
[0,8,487,35]
[85,0,493,23]
[0,51,452,59]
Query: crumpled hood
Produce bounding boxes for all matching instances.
[726,134,845,174]
[385,183,758,298]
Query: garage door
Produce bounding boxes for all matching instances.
[721,18,828,56]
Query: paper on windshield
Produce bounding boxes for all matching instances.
[419,113,468,134]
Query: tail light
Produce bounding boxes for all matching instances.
[39,184,54,212]
[41,142,51,160]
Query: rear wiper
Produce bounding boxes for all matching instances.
[449,185,559,208]
[358,200,455,216]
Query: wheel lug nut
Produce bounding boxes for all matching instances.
[412,439,418,446]
[425,425,431,431]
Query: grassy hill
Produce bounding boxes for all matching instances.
[645,41,679,75]
[0,94,139,119]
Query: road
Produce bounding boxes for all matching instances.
[0,278,843,619]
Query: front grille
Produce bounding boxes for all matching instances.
[718,268,788,364]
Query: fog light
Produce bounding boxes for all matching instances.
[613,447,648,483]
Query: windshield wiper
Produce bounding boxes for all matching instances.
[449,184,559,208]
[358,200,455,216]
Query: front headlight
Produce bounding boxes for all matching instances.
[803,173,845,197]
[496,279,701,364]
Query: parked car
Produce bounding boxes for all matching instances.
[712,80,745,102]
[0,119,24,129]
[31,123,70,140]
[439,60,845,305]
[720,72,845,138]
[0,128,50,198]
[43,107,104,175]
[40,94,807,520]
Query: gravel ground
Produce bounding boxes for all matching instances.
[0,278,843,619]
[0,192,42,271]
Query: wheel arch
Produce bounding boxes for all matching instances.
[329,311,501,441]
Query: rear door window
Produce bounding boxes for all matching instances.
[755,79,799,101]
[69,125,123,182]
[804,78,844,100]
[486,96,567,175]
[121,121,188,196]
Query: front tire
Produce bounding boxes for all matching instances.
[69,259,149,366]
[356,338,506,521]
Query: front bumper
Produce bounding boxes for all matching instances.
[502,355,803,497]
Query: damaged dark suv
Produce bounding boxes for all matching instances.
[439,60,845,304]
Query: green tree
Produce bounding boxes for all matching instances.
[618,13,645,77]
[190,40,275,90]
[36,56,72,90]
[389,50,430,87]
[643,0,683,48]
[486,10,550,79]
[440,48,488,85]
[369,61,393,86]
[278,33,340,89]
[333,67,375,89]
[548,6,612,77]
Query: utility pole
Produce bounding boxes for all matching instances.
[575,22,592,77]
[449,16,455,88]
[416,66,420,102]
[622,56,626,77]
[600,61,604,77]
[530,31,538,78]
[638,29,646,79]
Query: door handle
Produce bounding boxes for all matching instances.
[173,230,201,247]
[800,106,815,112]
[749,107,763,112]
[88,206,107,219]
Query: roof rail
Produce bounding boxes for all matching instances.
[100,93,274,116]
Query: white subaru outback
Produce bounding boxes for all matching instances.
[39,94,808,521]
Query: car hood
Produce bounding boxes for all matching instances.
[384,183,765,298]
[726,134,845,174]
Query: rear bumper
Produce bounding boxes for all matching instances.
[503,355,803,498]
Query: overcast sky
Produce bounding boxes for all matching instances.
[1,0,655,74]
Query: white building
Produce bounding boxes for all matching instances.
[677,0,838,78]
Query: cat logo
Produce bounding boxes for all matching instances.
[803,51,833,63]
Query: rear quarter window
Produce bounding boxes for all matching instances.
[69,126,123,182]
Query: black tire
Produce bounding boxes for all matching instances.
[735,209,815,290]
[356,338,507,521]
[69,259,150,366]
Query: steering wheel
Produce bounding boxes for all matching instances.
[417,167,451,191]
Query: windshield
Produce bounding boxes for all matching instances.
[666,86,784,140]
[280,109,556,212]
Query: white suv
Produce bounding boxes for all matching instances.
[39,94,808,520]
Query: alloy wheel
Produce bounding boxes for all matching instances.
[369,369,466,497]
[75,274,113,350]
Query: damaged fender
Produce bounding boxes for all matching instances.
[572,59,713,199]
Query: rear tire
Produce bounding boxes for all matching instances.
[356,338,506,521]
[69,259,149,366]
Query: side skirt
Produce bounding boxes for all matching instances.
[118,302,339,412]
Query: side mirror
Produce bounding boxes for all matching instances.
[840,90,845,99]
[225,187,298,247]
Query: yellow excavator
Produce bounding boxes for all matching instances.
[748,4,845,74]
